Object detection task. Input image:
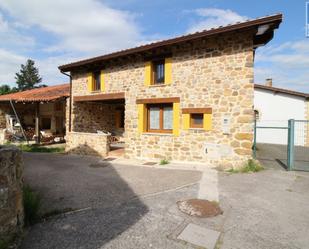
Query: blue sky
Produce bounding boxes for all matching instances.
[0,0,308,92]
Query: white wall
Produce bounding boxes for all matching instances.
[254,89,306,145]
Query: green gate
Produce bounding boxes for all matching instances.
[253,119,309,171]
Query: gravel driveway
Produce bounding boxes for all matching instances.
[20,153,309,249]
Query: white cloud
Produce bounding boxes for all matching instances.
[0,49,26,84]
[187,8,248,33]
[0,0,142,54]
[255,40,309,92]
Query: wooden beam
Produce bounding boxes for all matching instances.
[136,97,180,104]
[74,92,125,102]
[182,108,212,114]
[35,102,40,144]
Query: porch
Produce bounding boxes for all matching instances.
[66,92,125,157]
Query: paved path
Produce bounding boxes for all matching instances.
[21,153,309,249]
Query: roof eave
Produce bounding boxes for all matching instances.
[58,13,283,72]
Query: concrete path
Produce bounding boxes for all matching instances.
[20,153,309,249]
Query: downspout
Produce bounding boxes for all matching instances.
[60,71,72,132]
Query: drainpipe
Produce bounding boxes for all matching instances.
[60,71,72,132]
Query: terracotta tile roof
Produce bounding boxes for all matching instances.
[254,84,309,99]
[0,83,70,102]
[59,13,283,72]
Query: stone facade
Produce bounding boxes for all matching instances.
[65,132,110,157]
[0,146,23,240]
[68,32,255,168]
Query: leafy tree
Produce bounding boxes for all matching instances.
[15,59,42,91]
[0,84,17,95]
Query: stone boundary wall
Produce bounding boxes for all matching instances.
[0,145,23,240]
[65,132,110,157]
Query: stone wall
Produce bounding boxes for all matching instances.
[65,132,110,157]
[0,146,23,240]
[70,31,255,168]
[72,102,123,134]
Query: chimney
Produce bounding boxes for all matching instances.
[265,78,272,87]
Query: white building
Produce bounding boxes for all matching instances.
[254,79,309,145]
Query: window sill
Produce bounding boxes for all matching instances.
[188,128,206,131]
[142,132,173,136]
[91,90,101,93]
[148,83,169,88]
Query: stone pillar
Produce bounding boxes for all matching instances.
[0,145,23,240]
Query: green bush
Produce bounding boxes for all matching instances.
[23,185,41,226]
[227,159,264,173]
[159,159,169,165]
[0,239,9,249]
[19,144,64,153]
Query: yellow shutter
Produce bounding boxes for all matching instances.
[173,103,180,136]
[87,73,93,92]
[164,58,172,84]
[144,61,152,86]
[100,70,105,92]
[204,113,212,131]
[138,104,146,133]
[183,114,190,130]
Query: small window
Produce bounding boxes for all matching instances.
[147,104,173,133]
[93,71,101,91]
[190,114,204,128]
[153,60,165,84]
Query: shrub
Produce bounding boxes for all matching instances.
[23,185,41,226]
[19,144,64,153]
[0,239,9,249]
[227,159,264,173]
[159,159,169,165]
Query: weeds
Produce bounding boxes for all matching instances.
[18,144,64,153]
[0,239,9,249]
[227,159,264,173]
[23,185,41,226]
[159,159,169,165]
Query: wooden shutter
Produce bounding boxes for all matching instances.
[172,102,180,136]
[137,104,146,133]
[182,114,190,130]
[87,73,93,92]
[164,58,172,84]
[144,61,152,86]
[100,70,105,92]
[203,113,212,131]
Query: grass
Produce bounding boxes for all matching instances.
[159,159,169,165]
[18,144,65,153]
[23,185,41,226]
[227,159,264,173]
[0,239,9,249]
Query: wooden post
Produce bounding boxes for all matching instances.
[35,102,40,144]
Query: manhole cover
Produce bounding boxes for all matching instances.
[89,162,110,168]
[143,162,157,166]
[177,199,223,218]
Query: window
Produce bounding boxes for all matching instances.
[190,114,203,128]
[147,104,173,133]
[153,60,165,84]
[93,71,101,91]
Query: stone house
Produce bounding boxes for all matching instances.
[59,14,282,168]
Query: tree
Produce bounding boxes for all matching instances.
[0,84,17,95]
[15,59,42,91]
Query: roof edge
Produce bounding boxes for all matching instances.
[254,84,309,99]
[59,13,283,72]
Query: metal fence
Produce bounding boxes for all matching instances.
[253,119,309,172]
